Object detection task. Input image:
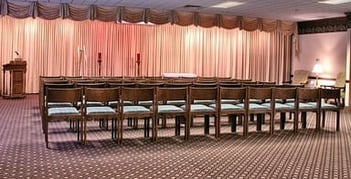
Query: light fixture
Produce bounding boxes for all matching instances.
[318,0,351,5]
[312,58,324,87]
[211,1,244,8]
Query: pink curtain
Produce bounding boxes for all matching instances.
[0,16,291,93]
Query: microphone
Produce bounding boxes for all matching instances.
[15,51,19,56]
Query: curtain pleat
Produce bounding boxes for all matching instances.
[37,3,61,20]
[145,9,171,25]
[121,7,145,23]
[173,11,195,26]
[66,4,90,21]
[92,5,119,22]
[261,18,277,32]
[280,21,296,36]
[7,1,33,18]
[197,13,218,28]
[219,15,240,29]
[241,17,258,31]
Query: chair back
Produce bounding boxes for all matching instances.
[275,87,297,100]
[121,87,155,102]
[248,87,273,101]
[192,82,217,88]
[292,70,309,85]
[156,87,188,101]
[335,72,346,88]
[46,87,82,105]
[297,88,320,102]
[219,87,246,100]
[84,87,119,104]
[189,87,217,101]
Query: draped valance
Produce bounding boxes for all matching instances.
[1,0,296,35]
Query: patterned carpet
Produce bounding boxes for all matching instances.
[0,94,351,178]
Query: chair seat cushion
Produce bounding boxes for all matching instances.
[249,99,263,104]
[286,102,315,109]
[220,99,241,104]
[194,100,216,105]
[237,103,269,110]
[156,105,184,113]
[167,100,186,106]
[48,102,73,108]
[48,107,80,116]
[321,103,338,109]
[181,104,215,112]
[123,106,150,113]
[86,106,116,115]
[138,100,153,106]
[263,103,293,109]
[85,101,104,107]
[209,103,243,111]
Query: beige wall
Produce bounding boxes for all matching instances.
[293,31,349,105]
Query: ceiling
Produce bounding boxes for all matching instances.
[14,0,351,22]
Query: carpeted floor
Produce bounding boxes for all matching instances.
[0,94,351,178]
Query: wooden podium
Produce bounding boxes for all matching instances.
[2,60,27,99]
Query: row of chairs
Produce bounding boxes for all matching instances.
[42,85,343,148]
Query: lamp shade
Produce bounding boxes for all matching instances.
[312,63,323,74]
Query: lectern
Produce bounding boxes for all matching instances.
[2,60,26,99]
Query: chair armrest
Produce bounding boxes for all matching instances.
[320,85,345,90]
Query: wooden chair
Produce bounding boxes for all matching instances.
[292,88,321,130]
[118,87,156,143]
[244,87,275,135]
[321,72,346,107]
[44,87,83,148]
[320,88,342,131]
[83,87,120,144]
[272,87,299,132]
[155,87,189,140]
[212,87,247,136]
[41,82,75,132]
[183,87,219,138]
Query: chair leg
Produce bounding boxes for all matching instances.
[280,112,286,130]
[204,115,210,135]
[230,115,236,133]
[256,114,262,131]
[175,117,180,136]
[83,119,86,144]
[301,112,307,129]
[77,120,80,141]
[215,116,220,138]
[293,111,299,133]
[322,111,326,127]
[336,111,340,131]
[118,119,123,144]
[44,120,49,148]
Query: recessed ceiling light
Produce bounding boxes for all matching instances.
[318,0,351,4]
[211,1,244,8]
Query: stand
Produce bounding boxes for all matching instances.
[2,60,27,99]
